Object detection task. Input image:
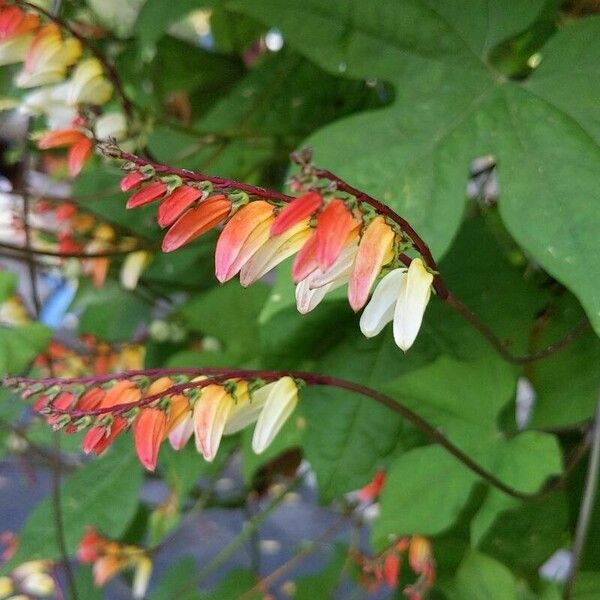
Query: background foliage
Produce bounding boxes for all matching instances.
[1,0,599,599]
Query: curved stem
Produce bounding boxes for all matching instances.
[6,368,587,501]
[102,148,589,366]
[564,395,600,600]
[14,0,134,118]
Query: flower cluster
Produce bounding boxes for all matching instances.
[355,536,435,599]
[12,372,300,471]
[33,336,145,378]
[119,166,435,351]
[77,527,151,600]
[0,559,56,600]
[0,191,150,288]
[0,2,127,177]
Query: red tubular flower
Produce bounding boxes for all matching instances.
[82,416,127,455]
[157,185,202,228]
[383,553,400,588]
[291,229,318,282]
[357,470,386,503]
[76,387,105,411]
[348,216,395,311]
[215,200,274,282]
[270,191,322,236]
[161,195,232,252]
[133,408,167,471]
[47,392,75,426]
[315,199,357,269]
[120,172,145,192]
[100,380,141,408]
[126,181,167,209]
[37,129,92,177]
[0,6,39,39]
[77,527,105,562]
[68,136,93,177]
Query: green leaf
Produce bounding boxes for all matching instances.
[73,279,151,342]
[373,445,478,543]
[134,0,211,47]
[573,573,600,600]
[0,270,17,302]
[6,437,143,568]
[454,551,518,600]
[179,281,269,364]
[234,1,600,334]
[149,557,202,600]
[380,356,562,543]
[478,493,569,576]
[0,322,52,374]
[529,295,600,429]
[470,432,563,545]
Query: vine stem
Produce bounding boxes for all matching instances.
[14,0,134,118]
[18,130,79,600]
[0,240,153,260]
[104,148,588,366]
[6,368,588,501]
[564,395,600,600]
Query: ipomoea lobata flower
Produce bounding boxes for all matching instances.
[252,376,298,454]
[0,5,39,66]
[65,57,113,105]
[215,200,274,282]
[37,127,93,177]
[348,216,395,311]
[0,4,39,65]
[295,241,357,314]
[120,250,151,290]
[193,383,234,462]
[239,218,312,286]
[94,111,127,141]
[15,24,81,88]
[359,258,433,351]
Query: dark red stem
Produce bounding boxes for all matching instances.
[6,368,587,501]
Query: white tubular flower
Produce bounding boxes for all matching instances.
[66,58,113,105]
[360,258,433,351]
[193,385,233,462]
[120,250,150,290]
[132,556,153,600]
[239,219,311,286]
[94,111,127,141]
[252,376,298,454]
[295,241,356,314]
[20,83,77,130]
[223,381,266,435]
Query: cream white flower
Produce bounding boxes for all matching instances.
[66,58,113,105]
[19,83,77,130]
[295,241,357,314]
[120,250,150,290]
[94,111,127,141]
[360,258,433,351]
[252,376,298,454]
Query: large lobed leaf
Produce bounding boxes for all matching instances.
[233,0,600,335]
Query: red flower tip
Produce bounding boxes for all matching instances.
[270,191,322,236]
[133,408,167,471]
[68,136,93,178]
[315,199,356,270]
[157,185,202,228]
[161,195,231,253]
[383,554,400,588]
[120,172,145,192]
[126,181,167,209]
